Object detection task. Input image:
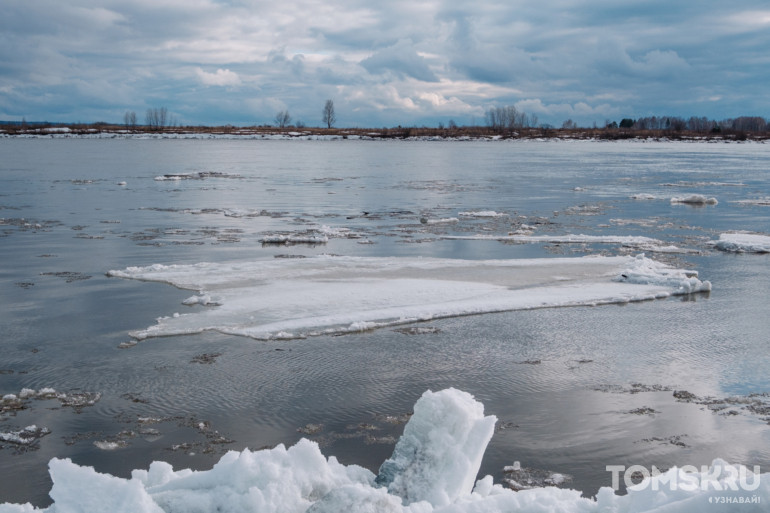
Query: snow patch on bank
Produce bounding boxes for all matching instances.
[1,388,766,513]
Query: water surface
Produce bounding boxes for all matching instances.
[1,138,769,505]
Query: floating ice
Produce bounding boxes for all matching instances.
[425,218,459,224]
[154,172,240,181]
[735,197,770,206]
[443,233,666,248]
[0,425,50,446]
[458,211,508,217]
[375,389,496,507]
[613,254,711,294]
[710,233,770,253]
[2,389,767,512]
[107,254,710,342]
[670,194,718,205]
[260,233,329,245]
[318,225,364,239]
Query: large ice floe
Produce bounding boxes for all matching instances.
[107,254,710,341]
[1,388,766,512]
[710,233,770,253]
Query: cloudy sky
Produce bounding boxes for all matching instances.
[2,0,769,127]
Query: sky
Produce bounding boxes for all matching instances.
[1,0,769,128]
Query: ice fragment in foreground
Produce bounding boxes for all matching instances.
[2,388,769,512]
[375,388,497,506]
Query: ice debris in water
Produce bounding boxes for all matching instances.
[2,388,769,513]
[374,389,497,507]
[0,425,50,446]
[613,254,711,294]
[709,233,770,253]
[458,210,508,217]
[670,194,718,205]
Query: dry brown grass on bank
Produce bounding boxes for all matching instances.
[2,123,769,141]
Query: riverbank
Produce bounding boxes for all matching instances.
[2,124,769,142]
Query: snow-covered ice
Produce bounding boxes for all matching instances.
[375,389,496,507]
[107,254,710,341]
[710,233,770,253]
[670,194,718,205]
[458,211,508,218]
[443,233,670,249]
[260,233,329,244]
[0,425,50,446]
[735,197,770,206]
[1,388,766,513]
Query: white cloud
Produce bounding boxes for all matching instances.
[514,98,619,124]
[360,40,439,82]
[195,68,242,87]
[2,0,768,125]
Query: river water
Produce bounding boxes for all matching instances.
[1,137,769,506]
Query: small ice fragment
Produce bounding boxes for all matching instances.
[670,194,718,205]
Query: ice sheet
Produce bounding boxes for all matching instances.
[107,255,710,341]
[710,233,770,253]
[1,388,766,513]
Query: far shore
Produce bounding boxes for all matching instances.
[2,124,769,142]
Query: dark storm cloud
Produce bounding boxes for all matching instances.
[1,0,768,127]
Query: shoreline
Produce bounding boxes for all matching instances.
[2,125,768,142]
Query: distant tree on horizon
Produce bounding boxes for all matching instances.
[322,99,336,128]
[145,107,168,130]
[274,110,291,128]
[485,105,529,132]
[124,111,137,129]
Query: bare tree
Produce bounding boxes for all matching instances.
[322,99,336,128]
[274,110,291,128]
[124,111,137,129]
[145,107,168,130]
[124,111,130,127]
[485,105,529,132]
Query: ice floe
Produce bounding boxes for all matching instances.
[1,388,766,513]
[153,171,240,181]
[710,233,770,253]
[670,194,718,205]
[260,233,329,245]
[0,425,50,446]
[458,211,508,218]
[442,233,677,250]
[735,197,770,206]
[107,254,710,342]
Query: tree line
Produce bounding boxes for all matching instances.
[562,115,769,134]
[124,100,337,131]
[122,107,178,130]
[273,99,336,129]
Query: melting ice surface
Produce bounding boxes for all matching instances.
[710,233,770,253]
[1,388,766,513]
[107,254,711,341]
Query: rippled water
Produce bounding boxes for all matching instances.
[1,138,769,505]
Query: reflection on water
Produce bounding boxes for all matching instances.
[1,139,769,505]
